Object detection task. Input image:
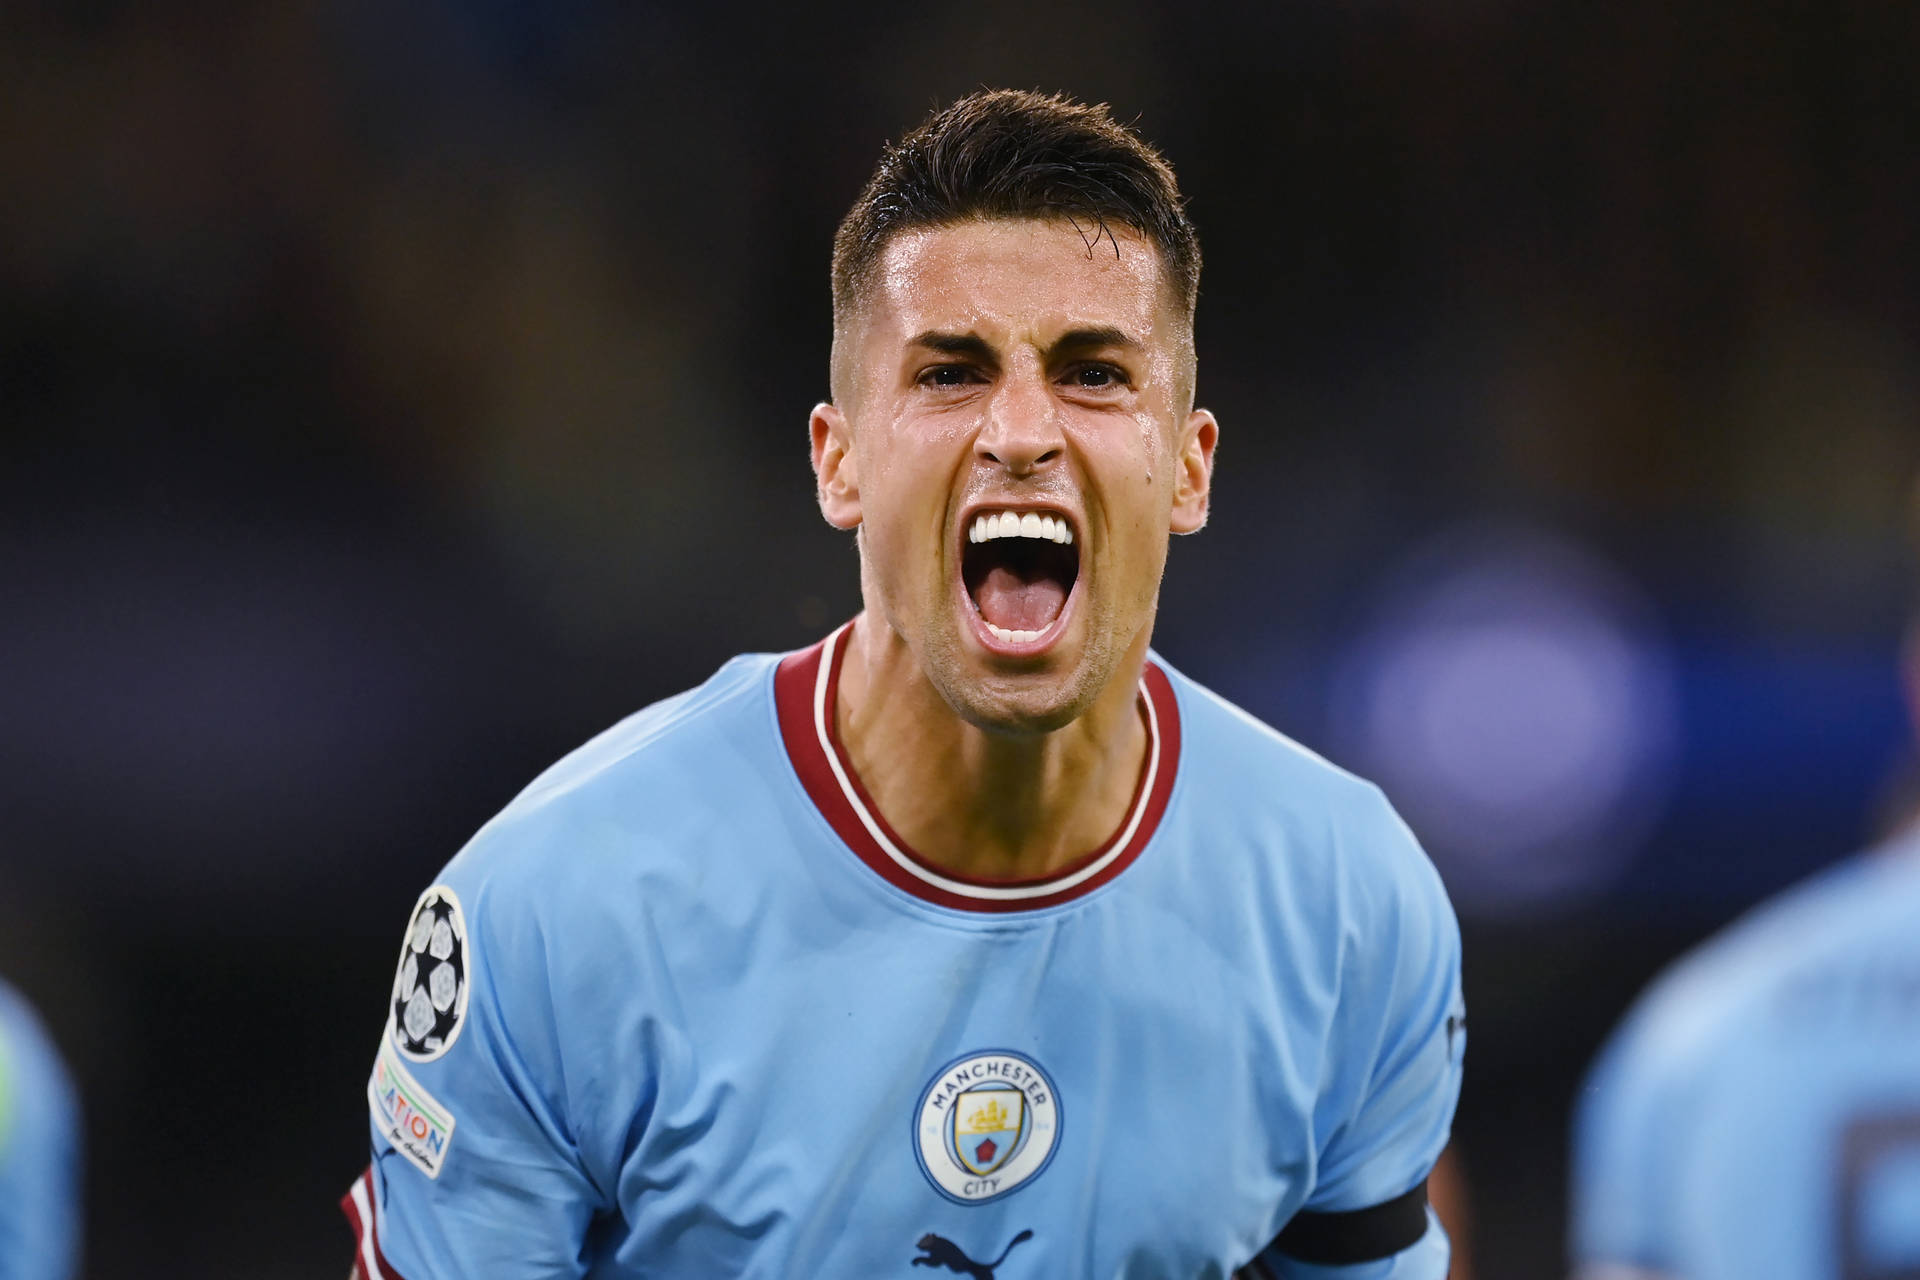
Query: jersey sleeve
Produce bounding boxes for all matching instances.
[1263,789,1465,1278]
[0,984,82,1280]
[344,857,614,1279]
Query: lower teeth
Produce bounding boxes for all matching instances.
[984,621,1043,644]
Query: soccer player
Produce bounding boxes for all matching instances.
[1570,504,1920,1278]
[343,89,1464,1278]
[0,979,82,1279]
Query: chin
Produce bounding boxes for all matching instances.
[928,641,1111,737]
[953,688,1088,737]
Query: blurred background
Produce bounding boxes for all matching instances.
[1,0,1917,1274]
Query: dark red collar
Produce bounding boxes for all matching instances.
[775,623,1180,912]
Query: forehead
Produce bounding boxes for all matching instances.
[863,218,1179,346]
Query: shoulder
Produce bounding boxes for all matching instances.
[1156,655,1451,924]
[408,651,787,962]
[0,980,78,1165]
[1157,670,1469,1212]
[372,652,790,1080]
[1604,846,1917,1066]
[0,982,80,1280]
[468,652,775,852]
[1584,842,1920,1127]
[0,981,74,1106]
[1572,841,1920,1265]
[513,650,782,817]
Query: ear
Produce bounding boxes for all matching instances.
[1169,408,1218,535]
[810,401,862,530]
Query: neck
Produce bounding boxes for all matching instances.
[832,612,1151,882]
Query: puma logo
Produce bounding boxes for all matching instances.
[910,1229,1034,1278]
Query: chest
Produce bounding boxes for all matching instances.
[600,908,1328,1278]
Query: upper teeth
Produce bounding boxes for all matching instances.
[967,511,1074,545]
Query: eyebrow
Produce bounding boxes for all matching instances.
[906,326,1142,360]
[909,331,998,361]
[1050,326,1140,354]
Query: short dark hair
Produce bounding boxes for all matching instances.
[832,90,1201,329]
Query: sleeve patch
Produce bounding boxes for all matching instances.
[369,1032,458,1179]
[389,885,471,1062]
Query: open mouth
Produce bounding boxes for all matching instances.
[961,510,1081,645]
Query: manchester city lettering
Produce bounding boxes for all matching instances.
[914,1050,1060,1204]
[926,1059,1051,1111]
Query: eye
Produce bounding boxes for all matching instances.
[918,364,985,388]
[1063,363,1129,390]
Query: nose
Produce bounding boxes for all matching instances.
[975,366,1065,477]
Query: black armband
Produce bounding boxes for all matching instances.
[1270,1179,1429,1265]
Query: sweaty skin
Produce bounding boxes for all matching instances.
[810,218,1217,882]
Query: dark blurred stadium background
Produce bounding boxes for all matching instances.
[1,1,1916,1274]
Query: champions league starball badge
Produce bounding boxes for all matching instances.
[389,885,470,1062]
[914,1050,1061,1204]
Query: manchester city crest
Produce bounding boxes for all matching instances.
[388,885,470,1062]
[914,1050,1060,1204]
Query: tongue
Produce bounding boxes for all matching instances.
[975,566,1068,632]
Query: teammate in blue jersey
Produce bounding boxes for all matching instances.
[1570,506,1920,1279]
[343,89,1465,1279]
[0,979,82,1280]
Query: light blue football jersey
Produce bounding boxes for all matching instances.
[1572,831,1920,1279]
[0,980,82,1280]
[345,626,1464,1279]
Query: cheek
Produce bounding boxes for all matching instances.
[860,425,963,564]
[867,409,977,487]
[1103,417,1176,586]
[1127,412,1177,497]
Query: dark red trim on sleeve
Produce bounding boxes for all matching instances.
[775,625,1180,912]
[341,1166,407,1280]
